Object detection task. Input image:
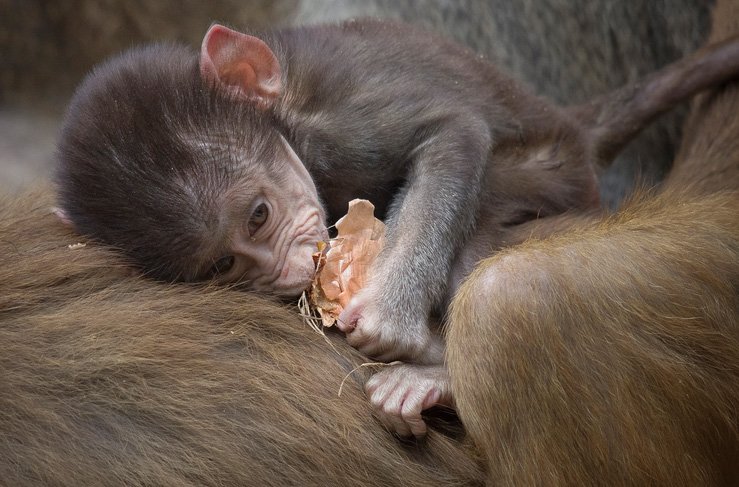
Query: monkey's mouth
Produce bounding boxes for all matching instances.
[271,247,321,297]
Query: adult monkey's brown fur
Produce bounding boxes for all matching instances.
[2,8,739,487]
[447,1,739,484]
[0,191,482,486]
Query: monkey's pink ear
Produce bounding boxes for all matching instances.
[200,24,282,108]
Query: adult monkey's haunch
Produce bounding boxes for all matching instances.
[55,19,739,373]
[449,196,738,485]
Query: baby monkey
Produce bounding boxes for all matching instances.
[56,20,739,435]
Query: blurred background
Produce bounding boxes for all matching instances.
[0,0,711,207]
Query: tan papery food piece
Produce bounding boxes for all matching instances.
[308,199,385,327]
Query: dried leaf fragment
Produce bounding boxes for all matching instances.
[307,199,385,327]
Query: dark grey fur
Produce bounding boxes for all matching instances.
[292,0,713,207]
[56,20,598,360]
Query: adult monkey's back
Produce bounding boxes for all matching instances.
[0,190,482,486]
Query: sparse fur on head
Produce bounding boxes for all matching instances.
[55,43,281,281]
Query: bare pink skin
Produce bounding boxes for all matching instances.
[213,137,328,296]
[365,364,453,438]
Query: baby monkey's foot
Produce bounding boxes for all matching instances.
[366,363,453,438]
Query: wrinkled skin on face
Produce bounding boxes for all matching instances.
[209,137,328,296]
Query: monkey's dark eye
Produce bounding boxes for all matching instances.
[248,203,269,236]
[210,255,235,277]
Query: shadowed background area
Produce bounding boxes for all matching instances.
[0,0,711,206]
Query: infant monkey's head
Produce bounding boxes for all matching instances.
[56,37,326,295]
